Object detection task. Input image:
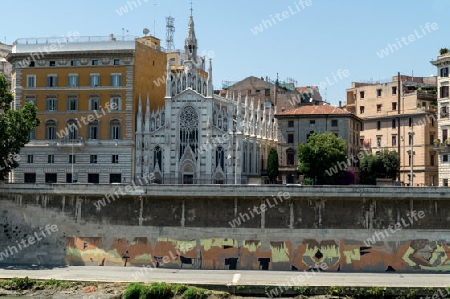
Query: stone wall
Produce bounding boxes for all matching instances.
[0,184,449,272]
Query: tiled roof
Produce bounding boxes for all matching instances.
[277,105,350,116]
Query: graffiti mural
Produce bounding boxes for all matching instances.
[65,237,450,272]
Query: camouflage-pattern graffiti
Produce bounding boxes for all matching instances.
[65,237,450,272]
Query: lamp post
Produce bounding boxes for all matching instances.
[408,131,415,186]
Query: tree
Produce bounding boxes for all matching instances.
[267,147,279,184]
[0,73,40,179]
[359,149,399,184]
[297,132,347,185]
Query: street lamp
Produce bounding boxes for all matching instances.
[408,131,415,186]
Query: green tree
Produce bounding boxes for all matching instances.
[359,149,399,184]
[297,132,347,185]
[267,147,279,184]
[0,73,40,179]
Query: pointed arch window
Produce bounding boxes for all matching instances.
[216,146,224,170]
[154,146,162,171]
[179,106,199,159]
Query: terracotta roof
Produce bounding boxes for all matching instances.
[276,105,350,116]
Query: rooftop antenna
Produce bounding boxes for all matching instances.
[166,16,175,51]
[143,28,150,37]
[153,0,158,36]
[190,0,193,16]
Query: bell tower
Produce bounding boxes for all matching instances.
[184,5,197,64]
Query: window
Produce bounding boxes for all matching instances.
[408,134,413,145]
[360,106,365,114]
[45,173,57,183]
[309,120,315,127]
[114,59,120,65]
[89,98,99,110]
[431,117,435,126]
[110,173,121,183]
[360,91,365,99]
[29,129,36,140]
[408,154,413,166]
[255,89,260,94]
[46,98,57,111]
[377,104,382,112]
[265,89,271,96]
[90,155,97,164]
[377,121,381,130]
[440,67,449,78]
[92,60,98,65]
[441,106,449,118]
[27,155,33,163]
[69,155,76,164]
[48,155,54,164]
[376,136,382,147]
[24,173,36,183]
[110,74,122,87]
[392,119,396,129]
[360,122,364,131]
[68,74,78,87]
[443,129,448,141]
[409,117,413,127]
[392,102,397,110]
[47,75,57,87]
[89,121,99,140]
[430,154,435,166]
[444,179,449,187]
[110,97,120,110]
[67,120,78,139]
[288,120,294,128]
[377,89,382,97]
[110,120,121,139]
[392,135,397,146]
[440,86,449,98]
[67,97,78,111]
[443,155,448,162]
[430,134,435,145]
[248,89,251,95]
[88,173,100,184]
[331,120,338,127]
[25,96,36,106]
[27,75,36,88]
[45,120,56,140]
[111,155,119,164]
[66,173,75,183]
[215,147,225,170]
[49,61,56,67]
[287,133,294,144]
[392,86,397,95]
[29,61,35,67]
[71,60,77,66]
[90,74,100,87]
[286,149,295,166]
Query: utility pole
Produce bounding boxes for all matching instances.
[397,72,401,182]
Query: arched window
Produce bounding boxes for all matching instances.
[203,82,207,96]
[110,119,121,139]
[88,120,99,140]
[192,76,196,90]
[218,114,222,129]
[216,146,224,170]
[66,119,78,139]
[223,118,228,131]
[243,145,247,173]
[249,146,253,173]
[179,106,199,159]
[154,146,162,171]
[188,73,192,88]
[197,79,202,93]
[177,78,181,93]
[161,112,165,126]
[45,120,57,140]
[182,76,186,90]
[286,148,295,166]
[151,117,155,131]
[213,111,217,126]
[156,115,160,128]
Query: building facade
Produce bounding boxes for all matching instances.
[431,52,450,186]
[0,42,12,87]
[345,75,438,186]
[7,34,167,184]
[275,105,362,184]
[135,15,278,184]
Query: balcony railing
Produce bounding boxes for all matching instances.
[56,137,85,147]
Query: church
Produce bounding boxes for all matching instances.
[134,13,278,184]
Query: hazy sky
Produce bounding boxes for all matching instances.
[3,0,450,106]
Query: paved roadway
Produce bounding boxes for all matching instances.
[0,266,449,288]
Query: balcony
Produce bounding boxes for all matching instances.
[57,137,85,147]
[433,141,450,153]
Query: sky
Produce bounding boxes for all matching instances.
[2,0,450,106]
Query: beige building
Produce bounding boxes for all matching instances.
[345,75,438,186]
[224,76,325,113]
[0,42,12,87]
[275,105,362,184]
[431,52,450,186]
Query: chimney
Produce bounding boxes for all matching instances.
[339,101,342,108]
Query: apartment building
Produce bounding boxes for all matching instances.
[431,52,450,186]
[275,105,362,184]
[7,34,167,184]
[345,75,438,186]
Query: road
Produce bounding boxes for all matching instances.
[0,266,449,288]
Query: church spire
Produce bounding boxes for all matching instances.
[184,3,197,63]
